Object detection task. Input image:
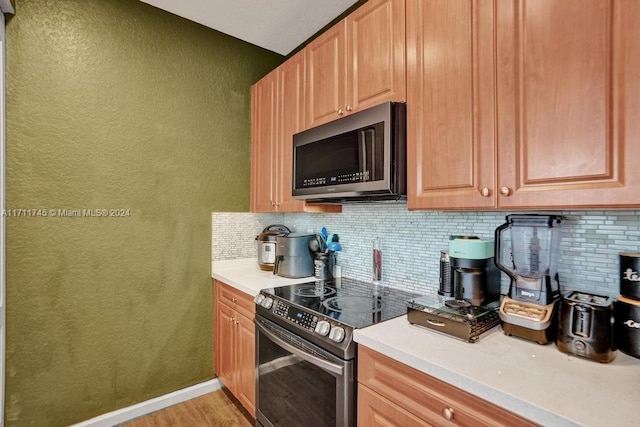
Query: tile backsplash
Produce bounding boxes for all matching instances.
[212,206,640,298]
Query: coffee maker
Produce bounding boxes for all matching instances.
[495,214,563,344]
[409,237,501,342]
[445,237,500,307]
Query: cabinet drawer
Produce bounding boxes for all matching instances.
[358,346,537,427]
[214,280,255,320]
[358,384,428,427]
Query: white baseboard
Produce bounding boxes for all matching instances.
[72,378,222,427]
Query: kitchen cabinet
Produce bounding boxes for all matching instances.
[407,0,640,210]
[357,346,537,427]
[251,68,278,212]
[251,52,341,213]
[214,280,256,415]
[306,0,405,128]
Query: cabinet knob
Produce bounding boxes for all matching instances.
[234,319,239,325]
[337,109,344,116]
[499,186,512,196]
[231,297,237,303]
[480,187,490,197]
[442,407,455,421]
[229,317,235,323]
[345,105,353,112]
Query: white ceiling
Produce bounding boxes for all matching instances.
[140,0,358,56]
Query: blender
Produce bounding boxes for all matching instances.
[495,214,563,344]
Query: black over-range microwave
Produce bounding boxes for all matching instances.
[292,102,406,203]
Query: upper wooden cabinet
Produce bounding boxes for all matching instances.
[306,0,406,128]
[277,53,314,212]
[407,0,640,210]
[406,0,496,210]
[251,53,341,213]
[251,68,279,212]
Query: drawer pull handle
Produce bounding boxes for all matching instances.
[427,319,446,327]
[442,407,455,420]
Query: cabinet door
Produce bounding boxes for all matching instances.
[251,69,278,212]
[406,0,497,210]
[358,346,537,427]
[358,385,429,427]
[277,52,308,212]
[496,0,640,208]
[215,302,236,394]
[346,0,406,113]
[306,22,347,128]
[235,312,256,416]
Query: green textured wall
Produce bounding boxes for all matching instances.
[4,0,282,425]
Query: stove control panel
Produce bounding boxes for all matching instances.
[255,293,351,342]
[254,293,319,333]
[273,300,319,332]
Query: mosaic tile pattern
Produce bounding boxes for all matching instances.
[211,212,284,260]
[213,207,640,298]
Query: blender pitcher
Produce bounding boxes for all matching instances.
[495,214,563,305]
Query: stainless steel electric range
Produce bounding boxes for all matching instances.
[254,278,419,427]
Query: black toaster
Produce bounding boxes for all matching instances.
[556,291,616,363]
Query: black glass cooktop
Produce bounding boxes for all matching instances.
[261,278,420,329]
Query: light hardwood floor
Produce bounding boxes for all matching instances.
[121,389,253,427]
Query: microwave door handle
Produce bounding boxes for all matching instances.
[360,128,376,181]
[359,130,367,179]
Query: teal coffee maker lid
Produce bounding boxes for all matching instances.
[449,236,495,259]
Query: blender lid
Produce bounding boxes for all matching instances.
[505,214,563,227]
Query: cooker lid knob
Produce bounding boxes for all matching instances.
[329,326,346,343]
[261,297,273,309]
[314,320,331,336]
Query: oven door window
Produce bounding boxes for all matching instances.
[256,317,353,427]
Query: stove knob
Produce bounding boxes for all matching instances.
[315,320,331,336]
[254,294,265,305]
[329,326,346,343]
[261,297,273,309]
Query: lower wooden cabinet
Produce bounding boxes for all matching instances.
[214,280,255,415]
[358,346,537,427]
[358,384,427,427]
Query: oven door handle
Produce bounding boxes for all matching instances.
[256,321,345,377]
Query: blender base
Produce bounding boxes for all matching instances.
[501,319,558,345]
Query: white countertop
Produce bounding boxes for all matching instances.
[212,258,315,295]
[354,316,640,427]
[213,258,640,426]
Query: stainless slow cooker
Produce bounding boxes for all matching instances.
[255,224,291,271]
